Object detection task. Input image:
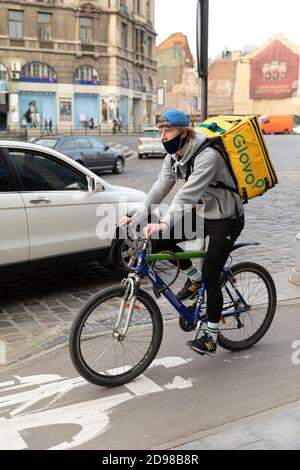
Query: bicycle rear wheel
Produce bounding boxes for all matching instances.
[218,262,277,351]
[69,286,163,387]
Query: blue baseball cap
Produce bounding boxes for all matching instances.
[157,109,190,127]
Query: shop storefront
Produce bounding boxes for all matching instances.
[19,91,56,129]
[0,82,9,129]
[119,95,128,127]
[74,93,99,128]
[0,64,9,129]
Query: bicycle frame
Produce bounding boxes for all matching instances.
[134,242,250,326]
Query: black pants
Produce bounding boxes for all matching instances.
[152,214,245,323]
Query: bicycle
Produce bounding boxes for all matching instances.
[69,239,277,387]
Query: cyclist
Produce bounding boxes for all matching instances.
[117,109,244,356]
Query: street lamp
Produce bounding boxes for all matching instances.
[163,79,168,112]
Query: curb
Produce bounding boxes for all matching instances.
[108,142,134,158]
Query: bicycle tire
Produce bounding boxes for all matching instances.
[69,285,163,387]
[218,262,277,351]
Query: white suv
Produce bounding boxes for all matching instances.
[0,140,145,280]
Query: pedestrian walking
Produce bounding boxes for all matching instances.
[44,118,49,135]
[117,119,122,134]
[112,119,118,134]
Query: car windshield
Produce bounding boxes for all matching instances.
[142,130,161,138]
[259,118,269,124]
[35,139,59,149]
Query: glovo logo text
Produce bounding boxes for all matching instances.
[233,134,265,190]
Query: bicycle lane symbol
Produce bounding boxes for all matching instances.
[0,356,193,450]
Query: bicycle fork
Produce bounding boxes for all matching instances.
[113,274,140,341]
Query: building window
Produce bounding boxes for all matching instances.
[74,66,100,85]
[146,0,151,20]
[21,62,57,83]
[121,22,128,49]
[147,37,152,58]
[135,0,142,14]
[0,64,8,81]
[9,10,23,40]
[120,69,129,88]
[133,72,143,91]
[140,31,145,55]
[38,13,52,41]
[120,0,128,14]
[146,77,153,93]
[80,17,93,44]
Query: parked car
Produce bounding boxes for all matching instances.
[258,114,299,134]
[0,140,146,280]
[34,135,125,174]
[138,127,166,159]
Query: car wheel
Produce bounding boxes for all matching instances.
[138,153,144,159]
[113,237,152,273]
[113,157,124,174]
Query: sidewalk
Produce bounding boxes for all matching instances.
[272,270,300,302]
[172,399,300,450]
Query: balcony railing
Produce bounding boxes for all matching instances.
[39,40,53,49]
[81,44,95,53]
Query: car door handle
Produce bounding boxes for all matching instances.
[29,197,51,204]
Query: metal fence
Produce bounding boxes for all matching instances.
[0,125,144,141]
[0,129,28,141]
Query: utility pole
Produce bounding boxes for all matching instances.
[196,0,209,121]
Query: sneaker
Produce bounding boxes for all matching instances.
[177,278,201,301]
[187,333,217,357]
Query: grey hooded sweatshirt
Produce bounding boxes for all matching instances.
[132,133,244,228]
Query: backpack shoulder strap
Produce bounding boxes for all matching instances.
[185,138,218,180]
[186,137,241,197]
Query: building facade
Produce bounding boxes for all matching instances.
[0,0,157,132]
[234,34,300,116]
[156,33,201,117]
[207,34,300,117]
[207,50,240,116]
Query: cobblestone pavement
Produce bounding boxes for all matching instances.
[1,137,300,365]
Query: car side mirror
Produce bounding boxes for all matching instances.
[105,145,109,151]
[87,176,104,193]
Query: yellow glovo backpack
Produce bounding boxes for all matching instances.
[194,115,278,204]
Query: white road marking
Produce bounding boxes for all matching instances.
[0,393,133,450]
[124,374,163,396]
[0,355,195,449]
[164,376,193,390]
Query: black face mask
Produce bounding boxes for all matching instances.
[162,133,187,154]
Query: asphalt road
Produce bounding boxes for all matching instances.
[0,301,299,450]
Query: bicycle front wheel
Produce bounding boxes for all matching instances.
[69,286,163,387]
[218,262,277,351]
